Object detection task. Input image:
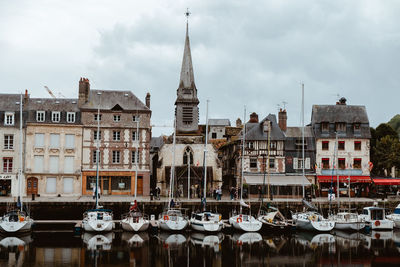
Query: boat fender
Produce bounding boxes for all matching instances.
[237,217,243,223]
[375,220,380,226]
[164,215,169,221]
[309,215,317,222]
[19,216,24,222]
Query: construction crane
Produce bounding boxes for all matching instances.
[45,86,66,98]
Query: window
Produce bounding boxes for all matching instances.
[4,135,13,149]
[113,115,121,122]
[35,133,45,147]
[132,115,139,122]
[296,158,304,169]
[52,112,60,122]
[212,132,217,139]
[250,158,257,168]
[247,142,254,149]
[94,130,101,141]
[34,156,44,173]
[270,141,277,150]
[354,141,361,151]
[65,134,75,149]
[338,141,345,150]
[295,139,307,150]
[94,114,102,121]
[322,158,330,169]
[113,131,121,141]
[354,123,361,132]
[353,158,362,169]
[183,147,193,165]
[64,157,74,173]
[49,156,59,173]
[338,158,346,169]
[112,151,120,163]
[269,158,275,169]
[322,141,329,150]
[182,107,193,124]
[3,158,12,173]
[132,150,139,164]
[36,111,45,122]
[63,177,74,194]
[46,177,57,194]
[50,134,60,148]
[336,122,346,132]
[321,122,329,132]
[132,131,139,141]
[4,112,14,125]
[92,150,101,164]
[66,112,75,123]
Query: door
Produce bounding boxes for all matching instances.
[102,177,109,195]
[137,176,143,196]
[27,177,38,195]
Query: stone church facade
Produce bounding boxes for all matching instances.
[155,22,222,197]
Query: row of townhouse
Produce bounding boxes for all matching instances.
[0,79,151,198]
[219,97,371,198]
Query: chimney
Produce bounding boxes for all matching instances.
[145,92,151,109]
[78,77,90,107]
[249,112,259,123]
[278,108,287,132]
[24,89,29,105]
[337,97,347,105]
[236,118,242,127]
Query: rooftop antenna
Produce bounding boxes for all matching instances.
[282,101,288,110]
[185,8,191,22]
[276,104,281,112]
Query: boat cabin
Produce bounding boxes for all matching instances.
[362,207,385,220]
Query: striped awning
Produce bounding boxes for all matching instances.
[244,175,311,186]
[317,175,371,183]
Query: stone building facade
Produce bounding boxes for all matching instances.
[24,97,82,197]
[0,93,27,197]
[79,78,152,196]
[311,98,371,197]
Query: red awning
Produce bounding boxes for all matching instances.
[317,176,371,183]
[372,178,400,185]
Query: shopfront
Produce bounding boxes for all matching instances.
[0,174,13,196]
[82,171,141,196]
[317,175,371,197]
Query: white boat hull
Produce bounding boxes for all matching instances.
[334,221,365,231]
[0,219,33,233]
[293,213,335,232]
[229,214,262,232]
[386,214,400,228]
[121,218,150,232]
[366,219,394,230]
[190,219,223,232]
[159,219,188,231]
[82,210,114,232]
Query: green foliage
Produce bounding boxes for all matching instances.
[373,136,400,177]
[375,123,398,140]
[388,114,400,137]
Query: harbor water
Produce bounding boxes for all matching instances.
[1,230,400,266]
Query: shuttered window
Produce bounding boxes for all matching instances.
[50,134,60,148]
[64,157,74,173]
[35,133,45,147]
[63,177,74,193]
[65,134,75,149]
[46,177,57,194]
[34,156,44,173]
[49,156,59,173]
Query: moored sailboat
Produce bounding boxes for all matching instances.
[121,200,150,232]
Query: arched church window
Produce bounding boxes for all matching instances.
[183,146,194,165]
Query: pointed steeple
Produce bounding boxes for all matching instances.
[179,22,196,89]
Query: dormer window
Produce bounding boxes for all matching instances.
[354,123,361,132]
[263,121,270,133]
[36,111,45,122]
[321,122,329,132]
[247,142,254,149]
[94,114,102,121]
[52,112,60,122]
[114,115,121,122]
[67,112,76,123]
[132,115,139,122]
[335,122,346,132]
[4,112,14,126]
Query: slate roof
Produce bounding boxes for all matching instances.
[311,105,369,124]
[28,98,79,111]
[208,119,230,126]
[80,90,150,112]
[244,114,285,141]
[151,136,165,149]
[0,94,24,111]
[285,126,314,138]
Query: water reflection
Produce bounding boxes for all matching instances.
[0,230,399,266]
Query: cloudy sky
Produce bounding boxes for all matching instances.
[1,0,399,135]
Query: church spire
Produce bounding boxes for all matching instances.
[179,9,195,89]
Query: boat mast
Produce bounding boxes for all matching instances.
[169,115,177,209]
[336,132,340,209]
[134,112,139,198]
[18,94,23,212]
[95,92,101,209]
[203,100,209,210]
[301,83,305,199]
[329,132,338,215]
[267,120,271,201]
[240,106,246,213]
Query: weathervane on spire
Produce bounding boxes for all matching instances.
[185,8,191,22]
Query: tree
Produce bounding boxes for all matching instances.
[388,114,400,137]
[375,123,398,141]
[373,136,400,177]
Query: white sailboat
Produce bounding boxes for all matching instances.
[120,115,150,232]
[229,107,262,232]
[158,116,189,231]
[386,203,400,228]
[190,100,223,233]
[359,206,394,230]
[0,94,34,234]
[82,93,114,232]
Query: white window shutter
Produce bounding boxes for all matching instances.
[63,178,74,193]
[64,157,74,173]
[293,157,298,169]
[305,158,311,169]
[65,134,75,149]
[49,156,59,173]
[46,177,57,193]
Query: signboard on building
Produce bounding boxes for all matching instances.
[0,174,14,180]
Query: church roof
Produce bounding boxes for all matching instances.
[178,23,196,89]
